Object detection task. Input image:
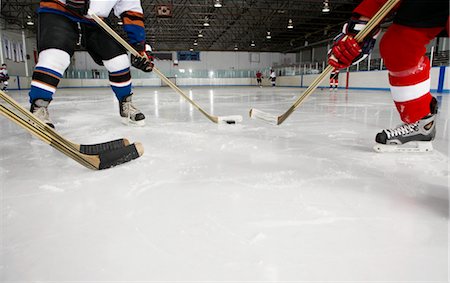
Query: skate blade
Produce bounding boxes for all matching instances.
[373,141,433,153]
[122,117,145,127]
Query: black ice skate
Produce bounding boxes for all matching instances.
[374,98,438,153]
[119,94,145,126]
[30,99,54,128]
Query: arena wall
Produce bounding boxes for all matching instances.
[8,66,449,93]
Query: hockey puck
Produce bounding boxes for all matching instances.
[225,120,236,124]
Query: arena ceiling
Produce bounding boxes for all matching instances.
[1,0,360,53]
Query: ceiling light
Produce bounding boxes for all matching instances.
[117,20,123,25]
[322,1,330,13]
[250,41,255,47]
[198,30,203,37]
[189,48,194,51]
[193,40,198,46]
[26,15,34,26]
[266,31,271,39]
[234,44,238,51]
[214,0,222,8]
[287,18,294,29]
[203,17,210,26]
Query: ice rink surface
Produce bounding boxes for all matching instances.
[1,85,449,282]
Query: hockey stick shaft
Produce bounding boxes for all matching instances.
[258,0,401,125]
[0,104,97,169]
[152,67,219,123]
[0,90,128,154]
[0,103,144,170]
[89,13,220,123]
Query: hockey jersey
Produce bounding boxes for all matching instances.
[39,0,146,45]
[354,0,449,28]
[0,68,9,81]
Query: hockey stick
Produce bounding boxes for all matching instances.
[0,104,144,170]
[0,104,96,169]
[90,13,243,124]
[249,0,401,125]
[0,90,129,155]
[0,95,144,170]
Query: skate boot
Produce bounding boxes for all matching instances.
[119,94,145,126]
[374,98,437,153]
[30,99,54,128]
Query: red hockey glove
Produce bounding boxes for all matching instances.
[328,18,380,70]
[131,43,154,72]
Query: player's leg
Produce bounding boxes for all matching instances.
[329,77,334,90]
[84,23,145,126]
[374,23,444,152]
[28,13,77,128]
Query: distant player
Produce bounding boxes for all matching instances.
[256,70,263,87]
[0,64,9,91]
[269,69,276,87]
[328,0,448,152]
[29,0,154,128]
[329,69,339,91]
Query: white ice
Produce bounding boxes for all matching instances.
[1,86,449,282]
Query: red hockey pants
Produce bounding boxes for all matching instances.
[380,23,444,123]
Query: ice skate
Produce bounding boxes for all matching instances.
[1,81,8,92]
[119,94,145,126]
[30,99,54,128]
[373,113,436,153]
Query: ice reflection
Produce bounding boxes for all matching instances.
[209,89,214,114]
[154,91,159,118]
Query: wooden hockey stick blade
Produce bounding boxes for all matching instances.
[0,90,130,155]
[0,105,143,170]
[249,108,279,125]
[89,14,242,125]
[97,143,144,169]
[248,0,401,126]
[78,138,130,155]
